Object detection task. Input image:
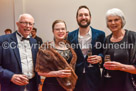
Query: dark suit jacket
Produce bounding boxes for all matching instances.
[0,31,40,91]
[68,27,105,91]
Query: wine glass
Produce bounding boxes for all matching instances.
[87,48,93,67]
[104,55,111,78]
[23,74,30,91]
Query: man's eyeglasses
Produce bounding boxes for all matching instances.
[19,22,34,26]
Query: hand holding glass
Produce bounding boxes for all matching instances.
[87,49,93,67]
[23,74,29,91]
[104,55,111,78]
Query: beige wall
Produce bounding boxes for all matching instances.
[0,0,136,42]
[0,0,15,35]
[0,0,23,35]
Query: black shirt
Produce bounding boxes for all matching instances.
[34,36,43,46]
[102,30,135,91]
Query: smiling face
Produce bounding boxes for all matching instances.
[53,22,67,41]
[16,14,34,38]
[107,15,123,32]
[77,8,91,28]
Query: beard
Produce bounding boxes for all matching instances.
[77,19,90,28]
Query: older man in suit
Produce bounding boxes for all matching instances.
[0,14,40,91]
[68,5,105,91]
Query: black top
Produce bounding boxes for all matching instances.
[102,30,135,91]
[34,36,43,45]
[42,49,73,91]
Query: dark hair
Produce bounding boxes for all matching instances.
[76,5,91,18]
[4,29,12,33]
[33,27,37,32]
[52,20,67,31]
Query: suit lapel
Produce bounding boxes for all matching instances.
[11,32,37,71]
[11,32,22,71]
[74,30,79,45]
[74,29,84,59]
[91,27,97,49]
[29,38,36,67]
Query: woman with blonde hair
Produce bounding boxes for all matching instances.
[35,20,77,91]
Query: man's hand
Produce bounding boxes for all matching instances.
[87,55,102,64]
[11,74,29,86]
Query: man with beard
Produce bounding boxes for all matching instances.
[0,14,40,91]
[68,5,105,91]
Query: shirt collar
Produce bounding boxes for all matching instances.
[16,31,30,42]
[78,28,92,38]
[16,31,30,38]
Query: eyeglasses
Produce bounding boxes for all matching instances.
[19,22,34,26]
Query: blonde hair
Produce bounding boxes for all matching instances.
[52,20,67,31]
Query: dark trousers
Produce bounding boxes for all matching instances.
[24,76,38,91]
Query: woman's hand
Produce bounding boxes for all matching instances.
[38,70,71,78]
[104,61,136,74]
[57,70,71,78]
[104,61,123,70]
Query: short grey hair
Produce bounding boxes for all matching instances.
[106,8,126,28]
[18,13,34,22]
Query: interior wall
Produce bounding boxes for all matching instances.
[23,0,136,42]
[14,0,24,30]
[0,0,15,35]
[0,0,23,35]
[0,0,136,42]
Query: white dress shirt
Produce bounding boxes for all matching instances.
[78,29,92,57]
[78,29,92,73]
[16,32,35,79]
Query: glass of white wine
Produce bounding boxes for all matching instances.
[87,48,93,67]
[104,55,111,78]
[23,74,30,91]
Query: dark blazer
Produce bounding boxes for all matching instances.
[68,27,105,91]
[0,31,40,91]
